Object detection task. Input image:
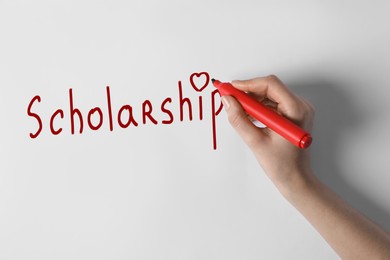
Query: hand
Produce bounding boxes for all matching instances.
[222,75,390,259]
[221,75,315,194]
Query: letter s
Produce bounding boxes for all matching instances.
[27,95,43,138]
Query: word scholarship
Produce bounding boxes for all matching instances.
[27,72,224,149]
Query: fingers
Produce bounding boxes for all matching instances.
[221,95,267,149]
[295,96,315,131]
[232,75,300,116]
[223,75,315,150]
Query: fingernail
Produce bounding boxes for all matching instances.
[221,96,230,110]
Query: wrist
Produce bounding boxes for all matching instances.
[276,168,320,202]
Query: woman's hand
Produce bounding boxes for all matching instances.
[221,75,315,193]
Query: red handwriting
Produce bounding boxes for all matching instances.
[27,72,224,149]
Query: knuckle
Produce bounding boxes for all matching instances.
[295,97,315,130]
[266,74,279,83]
[297,97,315,117]
[308,102,316,114]
[303,98,316,116]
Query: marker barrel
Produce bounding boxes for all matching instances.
[213,80,312,149]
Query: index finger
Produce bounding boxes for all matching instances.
[232,75,298,108]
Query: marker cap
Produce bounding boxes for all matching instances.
[299,134,312,149]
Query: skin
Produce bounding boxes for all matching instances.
[221,75,390,260]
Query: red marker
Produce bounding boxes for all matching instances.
[212,79,312,149]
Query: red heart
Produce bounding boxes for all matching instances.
[190,72,210,92]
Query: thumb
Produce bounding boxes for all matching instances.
[221,95,267,149]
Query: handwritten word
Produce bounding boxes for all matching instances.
[27,72,224,149]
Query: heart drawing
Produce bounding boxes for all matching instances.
[190,72,210,92]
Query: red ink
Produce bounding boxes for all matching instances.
[118,105,138,128]
[106,86,113,131]
[50,109,64,135]
[142,100,158,125]
[178,81,193,121]
[87,107,103,130]
[69,88,83,134]
[211,89,223,150]
[190,72,209,92]
[161,97,174,124]
[199,96,203,120]
[27,71,222,150]
[27,95,43,138]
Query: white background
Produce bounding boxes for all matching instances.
[1,1,390,259]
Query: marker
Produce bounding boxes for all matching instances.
[212,79,312,149]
